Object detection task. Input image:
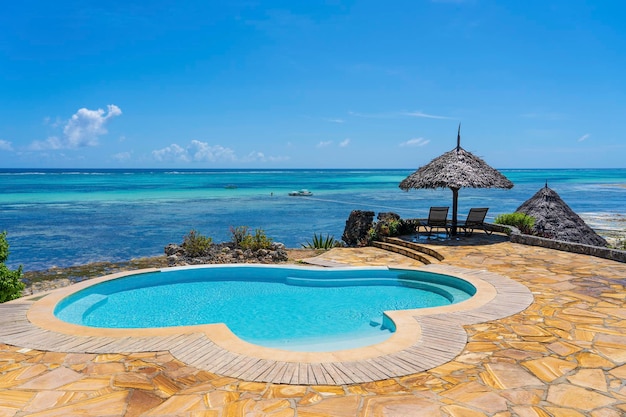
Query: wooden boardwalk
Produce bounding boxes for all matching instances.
[0,265,533,385]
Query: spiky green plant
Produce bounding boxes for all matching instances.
[302,233,339,250]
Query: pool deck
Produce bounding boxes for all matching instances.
[1,234,626,416]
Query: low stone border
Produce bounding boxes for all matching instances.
[490,224,626,263]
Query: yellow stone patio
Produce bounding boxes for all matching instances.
[1,235,625,416]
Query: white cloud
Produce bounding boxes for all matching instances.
[400,137,431,147]
[317,140,333,148]
[577,133,590,142]
[188,140,236,162]
[113,151,132,162]
[63,104,122,148]
[403,111,451,119]
[326,118,345,123]
[152,143,190,163]
[242,151,266,162]
[29,136,63,151]
[43,116,63,128]
[0,139,13,151]
[151,140,287,164]
[350,110,451,120]
[348,111,392,119]
[242,151,290,163]
[31,105,122,150]
[339,138,351,147]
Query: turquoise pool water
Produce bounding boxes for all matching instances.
[54,265,475,351]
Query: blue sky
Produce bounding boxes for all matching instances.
[1,0,625,169]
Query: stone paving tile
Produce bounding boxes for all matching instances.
[1,237,626,415]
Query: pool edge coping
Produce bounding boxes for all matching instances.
[14,264,533,384]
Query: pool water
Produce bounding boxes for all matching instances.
[54,265,475,351]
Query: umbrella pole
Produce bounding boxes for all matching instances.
[451,187,459,236]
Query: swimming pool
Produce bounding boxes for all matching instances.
[54,265,475,351]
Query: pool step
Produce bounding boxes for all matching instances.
[372,237,444,264]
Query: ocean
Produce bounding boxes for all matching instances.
[1,168,625,271]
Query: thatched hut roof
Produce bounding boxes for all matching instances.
[399,147,514,191]
[516,185,608,247]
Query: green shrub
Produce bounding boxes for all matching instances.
[230,225,250,246]
[182,230,213,257]
[0,231,24,303]
[302,233,340,250]
[367,227,378,244]
[240,228,273,251]
[387,219,401,236]
[494,213,535,234]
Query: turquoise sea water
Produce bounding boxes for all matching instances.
[54,265,472,351]
[1,168,625,271]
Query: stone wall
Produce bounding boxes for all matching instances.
[491,224,626,263]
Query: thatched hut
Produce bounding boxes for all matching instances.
[399,125,514,235]
[516,185,607,247]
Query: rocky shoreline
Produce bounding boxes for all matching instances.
[21,248,320,296]
[164,241,289,266]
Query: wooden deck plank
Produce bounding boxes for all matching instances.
[169,336,208,359]
[279,363,298,385]
[228,355,259,377]
[364,358,399,379]
[181,340,218,363]
[310,363,331,386]
[237,360,273,381]
[189,345,224,368]
[350,360,387,382]
[209,352,241,374]
[297,362,309,385]
[319,363,344,385]
[96,337,137,352]
[331,362,368,383]
[253,361,279,381]
[195,346,233,369]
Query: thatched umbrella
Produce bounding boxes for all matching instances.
[399,125,514,235]
[516,184,608,247]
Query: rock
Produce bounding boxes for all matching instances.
[342,210,375,247]
[164,244,183,256]
[164,240,290,267]
[377,212,401,222]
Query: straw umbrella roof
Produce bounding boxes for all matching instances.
[398,146,514,190]
[399,126,513,235]
[516,185,608,247]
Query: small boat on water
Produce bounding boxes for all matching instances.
[288,189,313,196]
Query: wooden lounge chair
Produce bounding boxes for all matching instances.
[458,207,491,236]
[418,206,450,237]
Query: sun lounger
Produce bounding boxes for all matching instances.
[418,206,450,237]
[458,207,491,236]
